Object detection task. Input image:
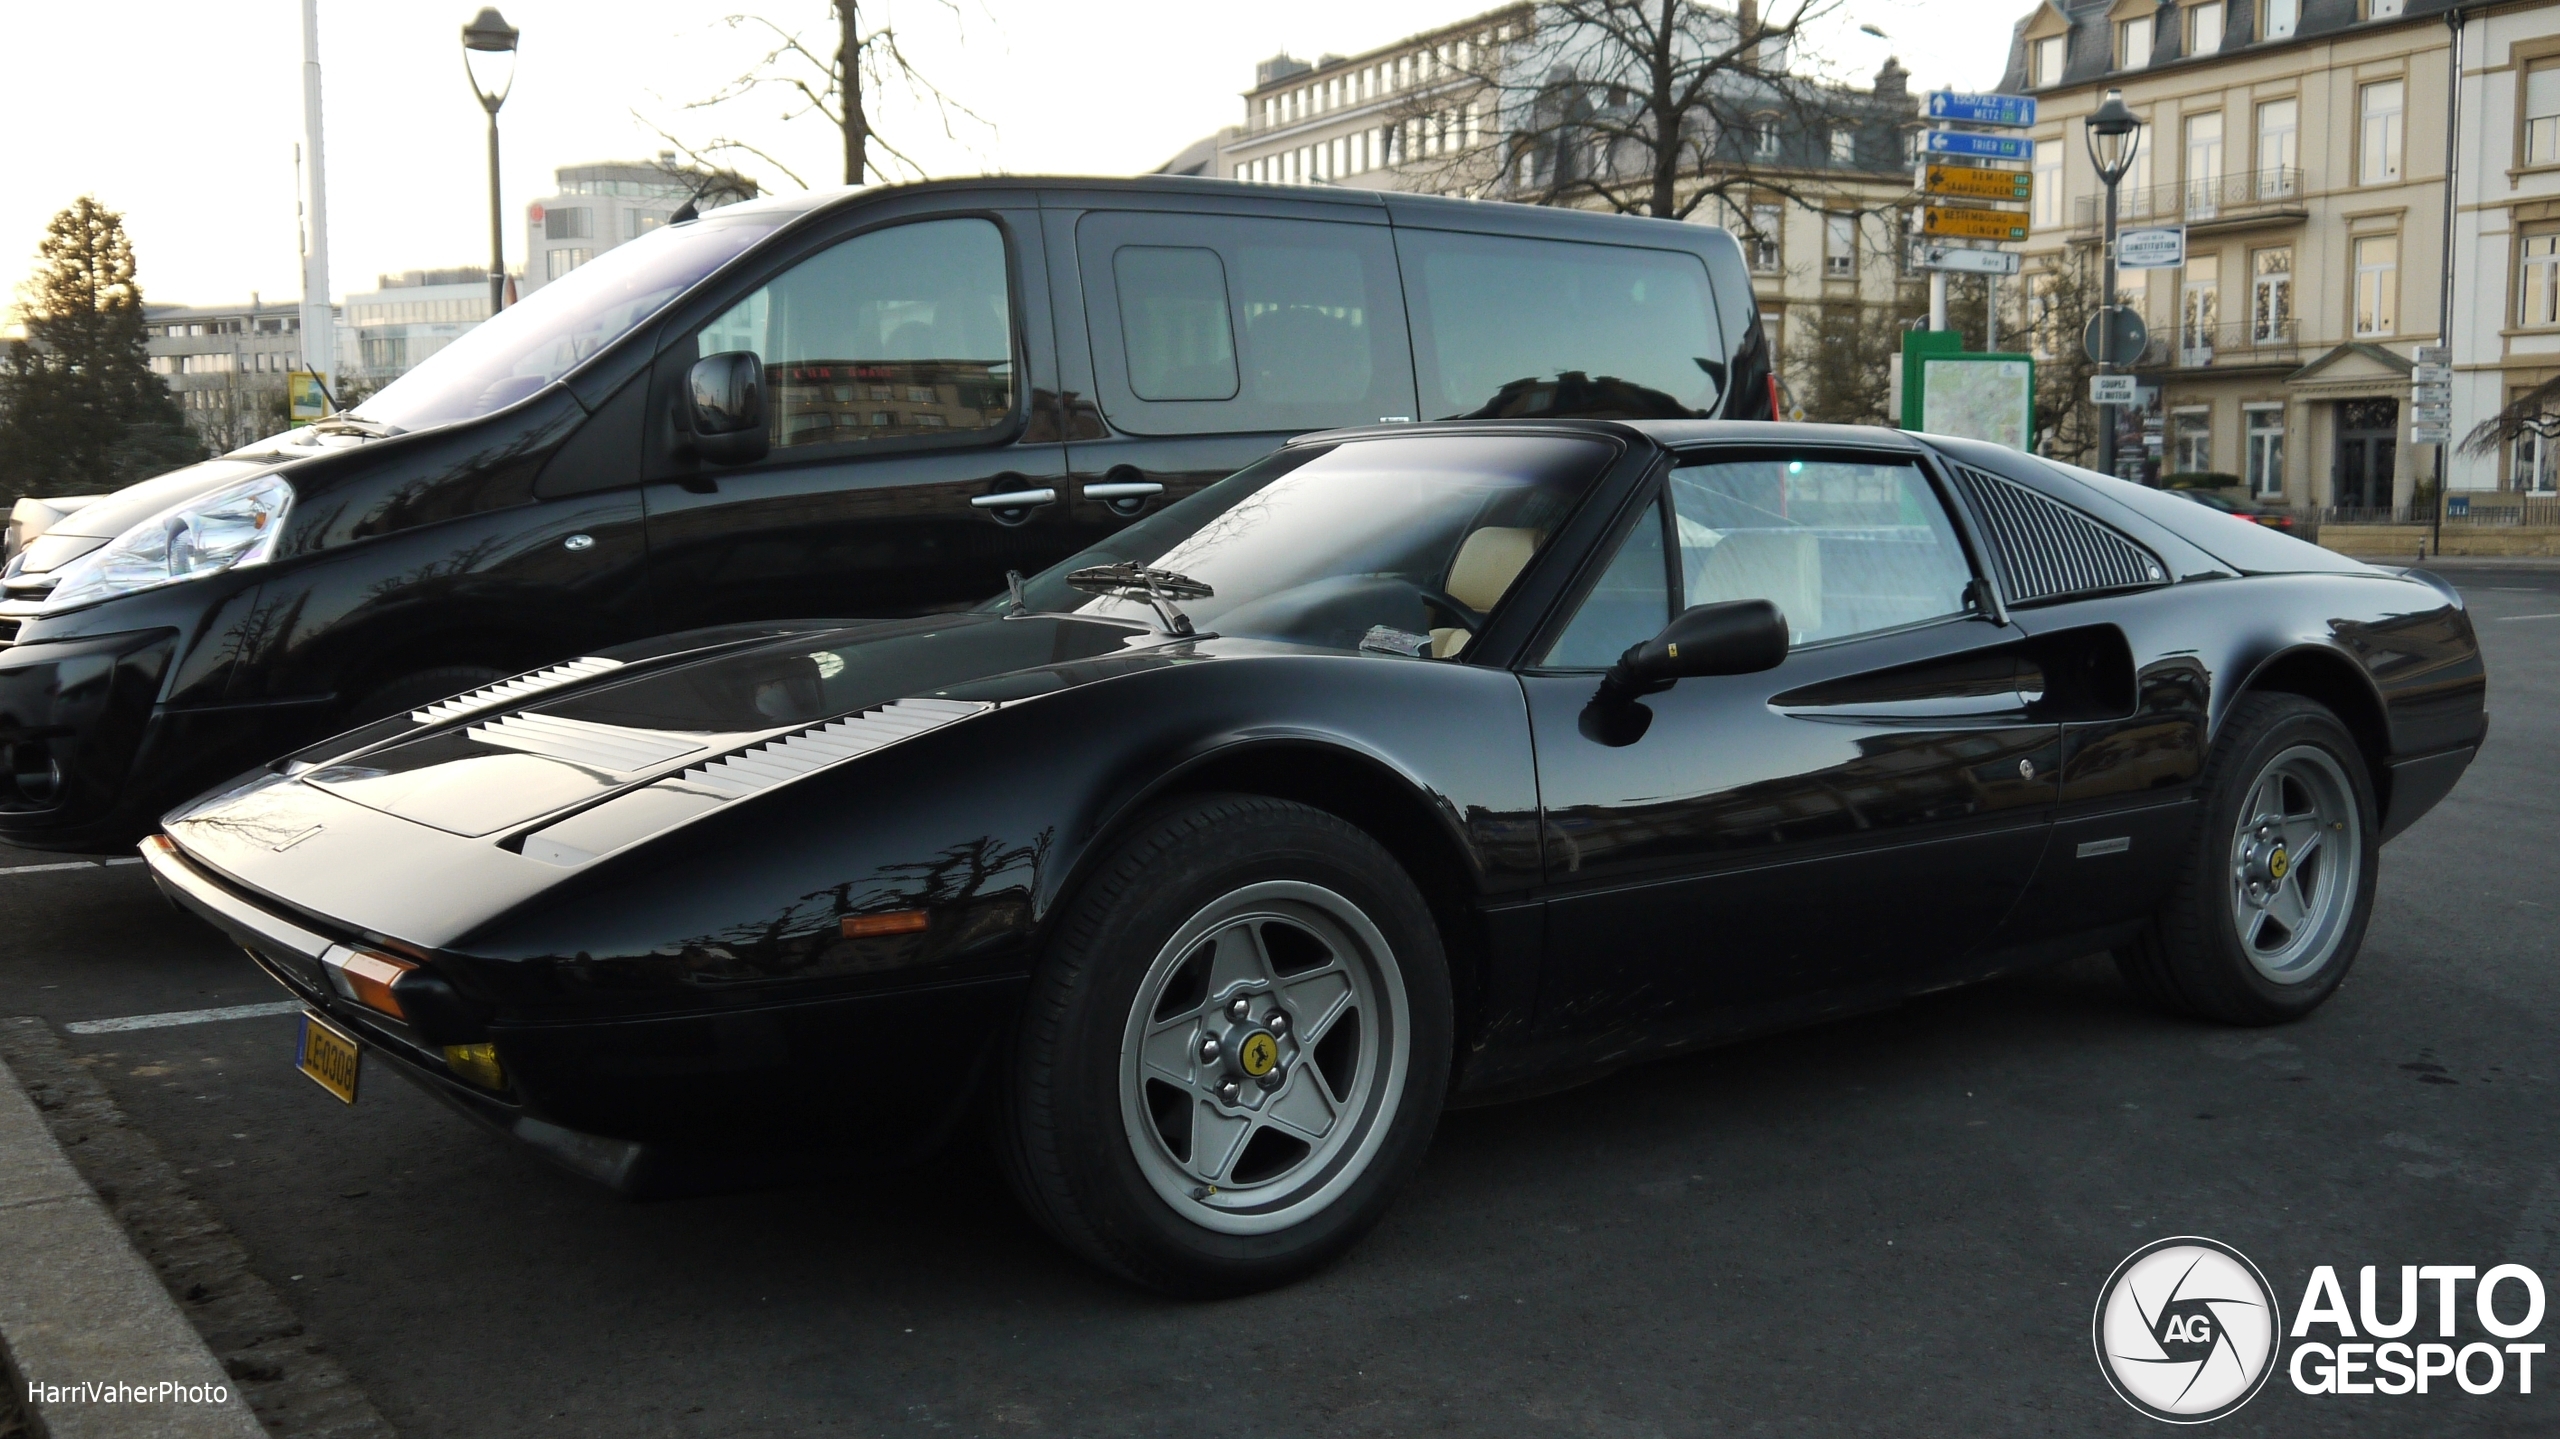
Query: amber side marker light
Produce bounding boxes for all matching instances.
[321,947,416,1020]
[843,910,929,939]
[442,1043,505,1090]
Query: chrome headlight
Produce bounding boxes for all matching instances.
[40,474,293,613]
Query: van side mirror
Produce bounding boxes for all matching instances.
[687,351,769,465]
[1605,599,1789,695]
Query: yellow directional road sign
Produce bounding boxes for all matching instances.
[1922,205,2028,243]
[1924,164,2033,204]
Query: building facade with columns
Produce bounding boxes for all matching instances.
[2446,0,2560,500]
[1996,0,2521,510]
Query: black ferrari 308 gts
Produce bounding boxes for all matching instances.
[144,420,2486,1294]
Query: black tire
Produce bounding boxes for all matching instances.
[998,794,1452,1296]
[2114,692,2380,1025]
[341,666,507,728]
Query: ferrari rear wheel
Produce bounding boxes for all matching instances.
[998,794,1450,1296]
[2114,693,2379,1025]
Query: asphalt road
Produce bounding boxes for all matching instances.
[3,567,2556,1438]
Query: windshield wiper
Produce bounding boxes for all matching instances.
[1064,562,1212,637]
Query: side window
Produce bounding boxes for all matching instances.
[1398,229,1726,420]
[698,217,1013,450]
[1077,212,1415,435]
[1670,457,1972,646]
[1540,497,1671,668]
[1115,247,1237,401]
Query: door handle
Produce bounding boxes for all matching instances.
[970,488,1059,510]
[1082,481,1163,501]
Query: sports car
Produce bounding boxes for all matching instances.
[142,420,2486,1295]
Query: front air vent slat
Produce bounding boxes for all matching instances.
[412,656,625,726]
[673,697,994,801]
[1952,466,2163,607]
[467,712,707,772]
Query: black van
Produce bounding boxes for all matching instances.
[0,176,1772,851]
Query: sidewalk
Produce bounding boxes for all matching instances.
[0,1025,263,1439]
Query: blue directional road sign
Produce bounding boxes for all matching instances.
[1926,91,2037,128]
[1922,130,2032,161]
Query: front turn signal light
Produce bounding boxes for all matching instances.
[442,1043,504,1090]
[842,910,929,939]
[321,946,416,1019]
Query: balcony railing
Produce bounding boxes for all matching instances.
[2072,167,2306,233]
[2147,317,2300,369]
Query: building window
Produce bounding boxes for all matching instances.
[2245,405,2286,497]
[2184,111,2224,217]
[2171,407,2212,474]
[2527,62,2560,166]
[2251,245,2293,343]
[2189,2,2224,55]
[1830,127,1854,164]
[2255,98,2298,194]
[2033,140,2064,229]
[2521,231,2560,328]
[544,206,592,241]
[2181,252,2221,362]
[2359,79,2404,185]
[2519,429,2560,494]
[2353,234,2398,336]
[2369,0,2404,16]
[1749,203,1783,272]
[1754,117,1781,157]
[545,247,594,281]
[2119,15,2154,69]
[2033,34,2066,87]
[2264,0,2299,38]
[1824,214,1856,277]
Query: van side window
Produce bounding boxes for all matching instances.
[1397,230,1724,421]
[1114,247,1238,401]
[698,217,1014,450]
[1076,212,1417,435]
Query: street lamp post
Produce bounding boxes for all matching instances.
[462,8,519,319]
[2085,89,2141,480]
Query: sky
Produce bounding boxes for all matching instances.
[0,0,2023,313]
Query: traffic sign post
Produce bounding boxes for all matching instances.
[1909,243,2021,275]
[1922,130,2032,162]
[2115,226,2187,269]
[2090,374,2139,405]
[1922,163,2033,204]
[1922,205,2028,243]
[1925,91,2037,128]
[2082,306,2148,366]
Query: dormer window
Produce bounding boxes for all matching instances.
[2264,0,2299,38]
[2189,2,2224,55]
[2119,15,2154,69]
[2033,35,2066,87]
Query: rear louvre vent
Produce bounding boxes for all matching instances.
[467,712,707,773]
[1952,466,2164,606]
[411,656,625,726]
[676,697,993,800]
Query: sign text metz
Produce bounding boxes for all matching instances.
[1924,91,2037,128]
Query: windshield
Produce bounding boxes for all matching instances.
[353,215,779,431]
[1009,434,1613,657]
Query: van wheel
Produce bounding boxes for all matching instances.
[343,667,506,728]
[998,794,1451,1296]
[2113,693,2379,1025]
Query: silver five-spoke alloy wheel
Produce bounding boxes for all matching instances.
[1119,880,1410,1235]
[2228,744,2362,983]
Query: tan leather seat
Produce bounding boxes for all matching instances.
[1432,526,1542,657]
[1684,529,1820,640]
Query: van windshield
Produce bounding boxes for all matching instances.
[352,215,779,432]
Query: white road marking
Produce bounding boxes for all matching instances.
[64,1001,305,1034]
[2497,613,2560,622]
[0,857,145,877]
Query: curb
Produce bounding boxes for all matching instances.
[0,1036,263,1439]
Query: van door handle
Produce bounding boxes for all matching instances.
[1082,481,1163,501]
[970,488,1059,510]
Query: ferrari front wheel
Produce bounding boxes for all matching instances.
[998,794,1450,1296]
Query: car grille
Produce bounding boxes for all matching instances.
[1951,466,2165,606]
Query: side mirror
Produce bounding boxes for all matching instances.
[687,351,769,465]
[1605,599,1790,695]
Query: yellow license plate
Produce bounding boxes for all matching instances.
[295,1010,360,1104]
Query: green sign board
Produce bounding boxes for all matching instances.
[1899,331,2035,451]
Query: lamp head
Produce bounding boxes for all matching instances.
[2086,88,2140,182]
[462,8,519,109]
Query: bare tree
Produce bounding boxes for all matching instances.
[2460,374,2560,465]
[2016,247,2107,464]
[644,1,994,191]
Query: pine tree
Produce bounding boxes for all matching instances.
[0,197,203,510]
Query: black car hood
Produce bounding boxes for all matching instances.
[291,612,1151,839]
